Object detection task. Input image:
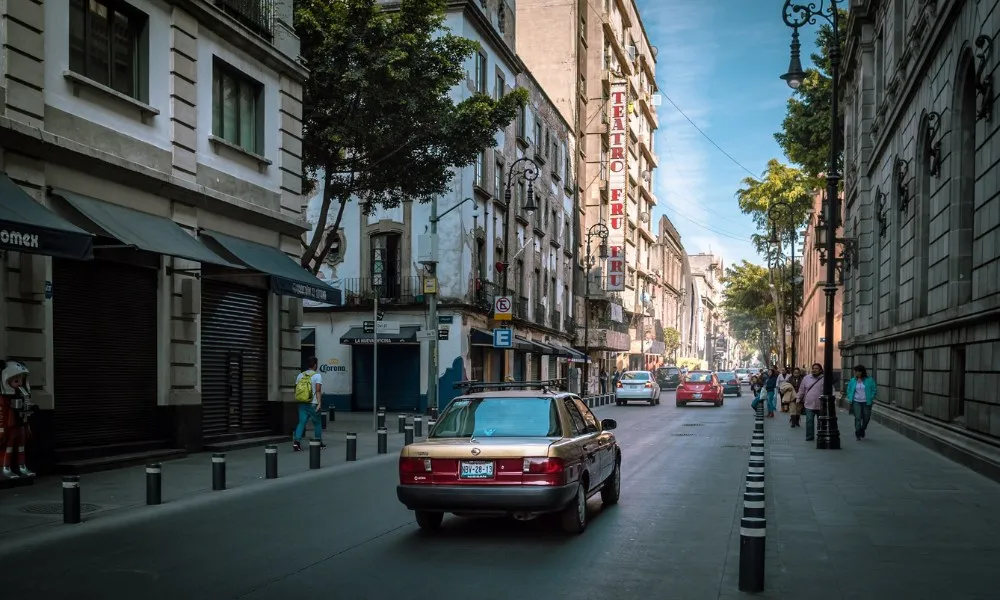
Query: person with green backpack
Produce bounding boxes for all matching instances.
[293,357,325,452]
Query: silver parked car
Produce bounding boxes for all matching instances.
[615,370,661,406]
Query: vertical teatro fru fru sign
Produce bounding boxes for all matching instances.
[606,80,628,291]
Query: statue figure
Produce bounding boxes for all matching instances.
[1,359,36,478]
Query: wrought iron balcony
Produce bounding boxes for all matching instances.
[474,279,503,312]
[534,301,547,326]
[341,276,422,307]
[214,0,275,39]
[553,310,562,331]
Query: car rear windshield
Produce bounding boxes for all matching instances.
[431,397,561,438]
[718,372,736,380]
[621,371,650,381]
[686,372,712,382]
[658,368,680,375]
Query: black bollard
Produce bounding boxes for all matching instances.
[265,445,278,479]
[146,463,162,506]
[414,416,423,437]
[322,411,329,430]
[346,432,357,462]
[377,409,386,429]
[738,516,766,592]
[404,423,414,445]
[309,439,322,469]
[329,406,336,422]
[746,474,765,493]
[377,427,388,454]
[743,490,765,519]
[428,406,439,420]
[398,414,407,434]
[754,422,764,433]
[212,453,226,491]
[62,475,81,524]
[428,418,437,433]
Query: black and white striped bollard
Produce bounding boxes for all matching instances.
[146,463,162,505]
[404,423,414,445]
[377,427,388,454]
[265,445,278,479]
[346,432,357,462]
[414,416,423,437]
[428,418,437,433]
[398,414,407,434]
[328,406,336,422]
[322,410,329,430]
[738,516,766,592]
[62,476,81,524]
[212,453,226,491]
[377,409,386,429]
[743,490,765,519]
[309,439,322,469]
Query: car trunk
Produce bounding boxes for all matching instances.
[403,437,558,486]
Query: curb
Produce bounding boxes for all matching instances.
[0,452,397,558]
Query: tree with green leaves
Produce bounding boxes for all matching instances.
[773,12,847,179]
[734,159,815,258]
[663,327,680,360]
[721,261,780,366]
[295,0,527,273]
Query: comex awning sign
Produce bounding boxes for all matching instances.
[0,229,39,249]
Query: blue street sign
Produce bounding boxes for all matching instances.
[493,328,513,348]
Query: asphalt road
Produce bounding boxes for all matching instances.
[1,389,754,600]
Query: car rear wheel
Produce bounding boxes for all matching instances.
[560,482,587,534]
[601,459,621,506]
[415,510,443,532]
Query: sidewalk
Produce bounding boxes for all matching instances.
[730,406,1000,599]
[0,412,412,548]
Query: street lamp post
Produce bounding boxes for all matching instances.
[781,0,842,450]
[582,222,610,391]
[499,157,539,376]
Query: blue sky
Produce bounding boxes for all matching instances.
[636,0,819,269]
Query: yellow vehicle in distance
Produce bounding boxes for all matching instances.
[397,379,621,534]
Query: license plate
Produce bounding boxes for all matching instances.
[693,393,702,399]
[459,460,494,479]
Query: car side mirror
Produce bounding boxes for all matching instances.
[600,418,617,430]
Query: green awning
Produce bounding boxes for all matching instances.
[51,189,236,267]
[200,230,342,305]
[0,176,93,259]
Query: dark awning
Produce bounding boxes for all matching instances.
[200,230,343,305]
[565,346,592,363]
[513,336,539,352]
[527,339,561,355]
[51,189,235,266]
[340,325,420,345]
[0,176,93,260]
[470,328,494,346]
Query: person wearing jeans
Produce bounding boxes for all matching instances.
[796,363,825,442]
[293,357,325,452]
[764,368,779,418]
[846,364,877,440]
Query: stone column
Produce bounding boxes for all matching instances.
[170,8,199,182]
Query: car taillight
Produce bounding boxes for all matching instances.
[522,457,566,486]
[399,457,432,483]
[644,382,653,388]
[730,380,738,385]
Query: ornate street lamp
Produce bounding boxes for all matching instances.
[781,0,842,449]
[499,157,539,299]
[582,222,610,389]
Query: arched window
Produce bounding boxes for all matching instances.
[369,232,402,300]
[872,186,883,332]
[952,52,977,305]
[914,113,933,318]
[890,158,905,326]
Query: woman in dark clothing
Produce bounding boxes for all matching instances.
[764,368,779,418]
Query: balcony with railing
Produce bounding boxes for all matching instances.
[341,276,422,307]
[474,279,503,312]
[580,313,630,351]
[533,301,547,327]
[214,0,275,39]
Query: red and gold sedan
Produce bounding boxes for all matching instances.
[676,371,724,407]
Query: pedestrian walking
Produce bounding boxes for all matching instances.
[292,357,325,452]
[749,374,764,413]
[777,367,792,412]
[846,364,877,440]
[796,363,825,442]
[786,367,804,427]
[764,368,778,418]
[599,368,608,394]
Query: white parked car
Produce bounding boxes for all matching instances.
[615,371,661,406]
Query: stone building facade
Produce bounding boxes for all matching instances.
[796,189,842,372]
[841,0,1000,449]
[0,0,332,473]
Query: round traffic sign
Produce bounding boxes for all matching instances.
[495,296,511,312]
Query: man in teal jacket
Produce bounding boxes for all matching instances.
[846,365,877,440]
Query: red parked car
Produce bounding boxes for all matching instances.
[676,371,724,407]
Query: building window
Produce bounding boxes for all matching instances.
[534,120,543,149]
[370,232,402,299]
[212,60,264,154]
[516,103,527,139]
[563,146,572,182]
[69,0,149,101]
[494,157,505,198]
[497,5,506,33]
[475,150,486,188]
[475,51,488,94]
[495,71,505,100]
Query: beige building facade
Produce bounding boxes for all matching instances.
[0,0,334,473]
[516,0,661,380]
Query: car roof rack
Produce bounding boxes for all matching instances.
[453,379,568,394]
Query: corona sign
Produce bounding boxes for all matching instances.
[606,82,628,291]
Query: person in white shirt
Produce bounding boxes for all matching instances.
[293,357,325,452]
